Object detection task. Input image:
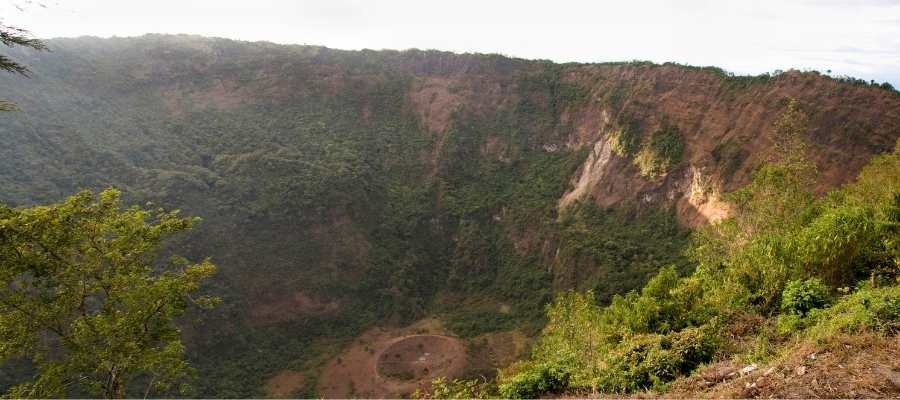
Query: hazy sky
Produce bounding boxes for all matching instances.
[3,0,899,86]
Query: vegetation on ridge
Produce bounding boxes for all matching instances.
[417,101,900,398]
[1,35,899,397]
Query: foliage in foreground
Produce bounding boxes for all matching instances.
[413,377,497,400]
[0,23,46,111]
[0,189,218,398]
[490,102,900,398]
[780,278,831,316]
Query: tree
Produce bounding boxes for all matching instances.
[730,97,817,236]
[1,23,47,111]
[690,98,819,311]
[769,97,814,174]
[0,189,218,398]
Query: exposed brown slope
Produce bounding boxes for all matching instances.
[560,65,899,225]
[110,38,900,324]
[44,36,896,228]
[23,36,897,322]
[5,36,900,396]
[402,61,900,226]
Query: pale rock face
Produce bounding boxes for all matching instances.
[558,136,616,210]
[559,136,731,227]
[680,166,730,226]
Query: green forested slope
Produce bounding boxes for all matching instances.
[493,107,900,398]
[1,35,898,397]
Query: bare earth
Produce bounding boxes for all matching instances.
[264,370,306,398]
[316,319,468,398]
[678,335,900,398]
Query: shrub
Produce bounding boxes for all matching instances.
[510,268,717,395]
[650,125,684,165]
[594,326,719,393]
[711,139,746,178]
[608,121,642,157]
[632,125,684,178]
[530,290,603,386]
[413,377,495,399]
[781,278,831,316]
[634,148,665,178]
[601,268,708,336]
[776,307,824,335]
[498,361,571,399]
[807,284,900,338]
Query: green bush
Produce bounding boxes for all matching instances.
[632,125,684,178]
[650,125,684,165]
[807,284,900,338]
[502,111,900,398]
[608,118,643,157]
[711,139,746,178]
[498,362,571,399]
[413,377,495,399]
[776,307,824,335]
[600,268,710,337]
[594,326,718,393]
[781,278,831,316]
[511,269,716,395]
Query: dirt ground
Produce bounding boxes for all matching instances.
[263,370,306,398]
[262,317,530,398]
[668,334,900,398]
[467,330,530,374]
[315,319,468,398]
[377,335,467,381]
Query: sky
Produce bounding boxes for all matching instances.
[2,0,899,87]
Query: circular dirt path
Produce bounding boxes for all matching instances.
[317,322,468,398]
[377,335,467,390]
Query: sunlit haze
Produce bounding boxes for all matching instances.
[3,0,900,86]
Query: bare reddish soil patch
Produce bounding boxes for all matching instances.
[410,77,463,134]
[316,320,468,398]
[264,370,305,398]
[377,335,467,382]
